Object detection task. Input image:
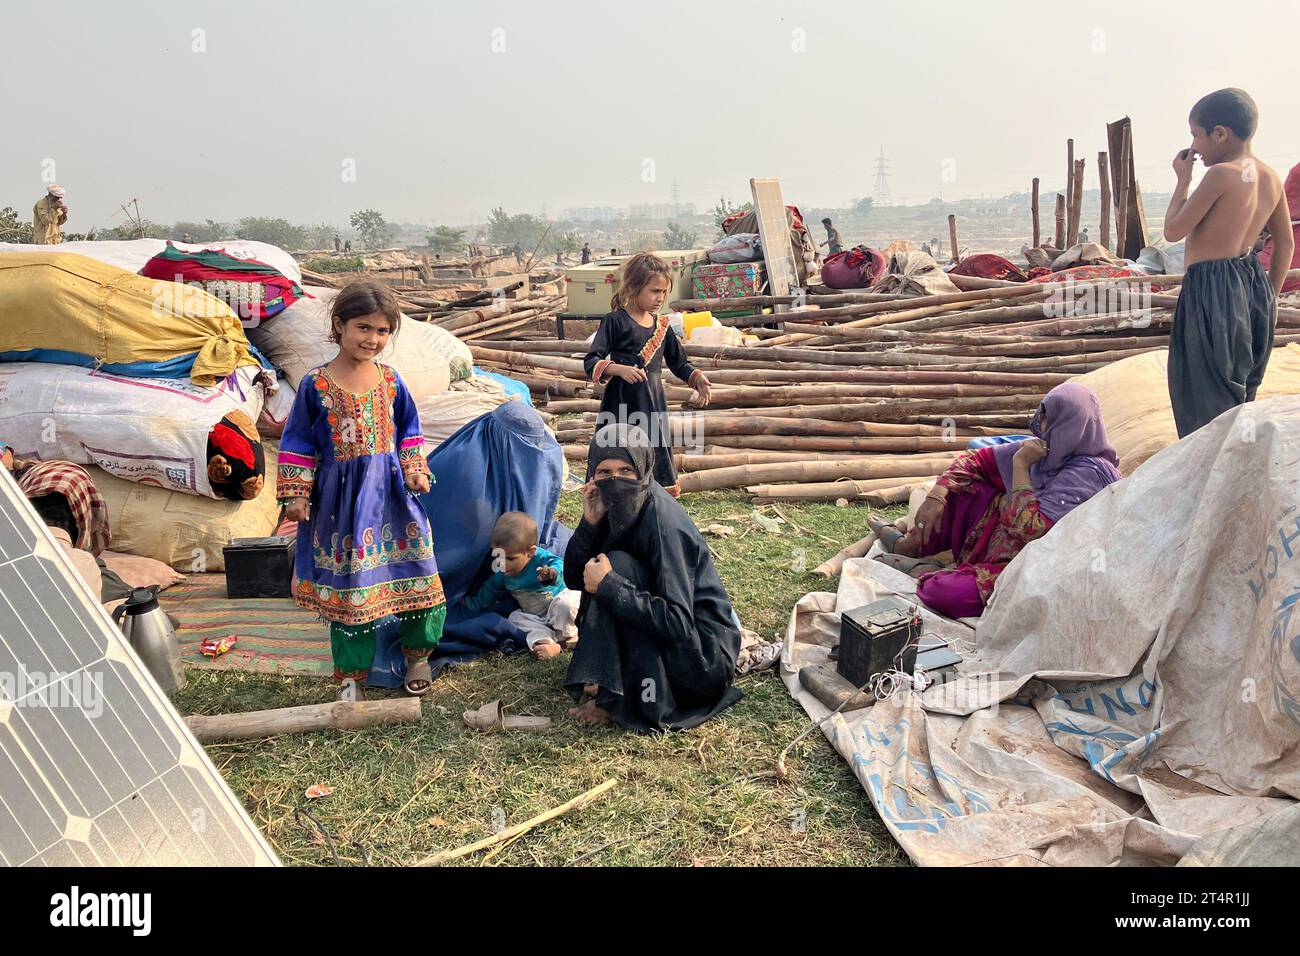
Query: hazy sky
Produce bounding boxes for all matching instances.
[4,0,1297,229]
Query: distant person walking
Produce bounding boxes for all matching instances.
[33,185,68,245]
[334,235,342,253]
[581,242,592,264]
[820,217,843,255]
[344,239,352,253]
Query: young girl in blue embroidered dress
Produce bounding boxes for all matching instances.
[277,281,445,699]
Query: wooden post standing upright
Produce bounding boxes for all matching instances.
[948,214,959,263]
[1054,194,1066,249]
[1071,158,1086,245]
[1031,177,1041,248]
[1065,139,1076,244]
[1116,129,1131,256]
[1107,117,1148,259]
[1098,152,1112,251]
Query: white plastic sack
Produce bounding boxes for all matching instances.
[0,238,303,284]
[247,287,453,428]
[1073,344,1300,475]
[0,362,269,499]
[707,233,763,264]
[423,376,516,447]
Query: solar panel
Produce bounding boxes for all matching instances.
[750,177,799,313]
[0,469,277,867]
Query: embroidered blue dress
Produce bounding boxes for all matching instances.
[276,363,444,632]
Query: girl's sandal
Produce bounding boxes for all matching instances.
[403,654,433,696]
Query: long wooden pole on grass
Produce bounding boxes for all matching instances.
[185,699,421,743]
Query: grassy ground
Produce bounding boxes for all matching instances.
[174,488,911,867]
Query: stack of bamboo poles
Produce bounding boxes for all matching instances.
[466,267,1300,503]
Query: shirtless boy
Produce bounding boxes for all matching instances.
[1162,88,1293,438]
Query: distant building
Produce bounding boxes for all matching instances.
[565,202,698,222]
[565,207,626,222]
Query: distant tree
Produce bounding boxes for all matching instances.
[628,231,657,253]
[548,229,581,256]
[170,219,226,242]
[712,197,754,238]
[485,207,550,249]
[426,225,466,253]
[102,219,168,240]
[0,207,33,243]
[235,217,308,249]
[662,222,698,249]
[302,222,339,250]
[349,209,393,250]
[855,197,874,216]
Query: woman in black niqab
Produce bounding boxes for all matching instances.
[563,424,743,731]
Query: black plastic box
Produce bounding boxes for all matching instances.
[837,597,923,687]
[223,535,295,599]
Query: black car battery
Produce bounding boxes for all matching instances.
[837,596,924,687]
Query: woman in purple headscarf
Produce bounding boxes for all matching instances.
[870,382,1122,619]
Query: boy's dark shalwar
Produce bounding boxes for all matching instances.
[1167,253,1276,438]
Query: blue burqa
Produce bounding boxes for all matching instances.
[367,400,572,686]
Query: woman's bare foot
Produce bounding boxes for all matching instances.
[895,531,925,558]
[867,514,915,555]
[568,698,613,726]
[532,641,563,661]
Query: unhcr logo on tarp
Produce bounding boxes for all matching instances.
[49,886,151,936]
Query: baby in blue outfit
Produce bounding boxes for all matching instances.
[463,512,580,660]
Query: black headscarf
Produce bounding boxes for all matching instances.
[586,423,655,542]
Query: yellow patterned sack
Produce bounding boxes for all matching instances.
[0,251,262,385]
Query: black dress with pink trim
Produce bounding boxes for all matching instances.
[583,309,699,492]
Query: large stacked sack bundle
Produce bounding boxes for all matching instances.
[0,251,264,385]
[248,286,456,435]
[1074,344,1300,475]
[140,243,307,327]
[0,238,303,284]
[87,442,283,572]
[253,285,473,381]
[0,362,271,500]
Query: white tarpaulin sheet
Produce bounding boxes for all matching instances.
[783,397,1300,865]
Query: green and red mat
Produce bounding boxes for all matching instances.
[161,573,331,676]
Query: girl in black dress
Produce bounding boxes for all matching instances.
[584,253,712,496]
